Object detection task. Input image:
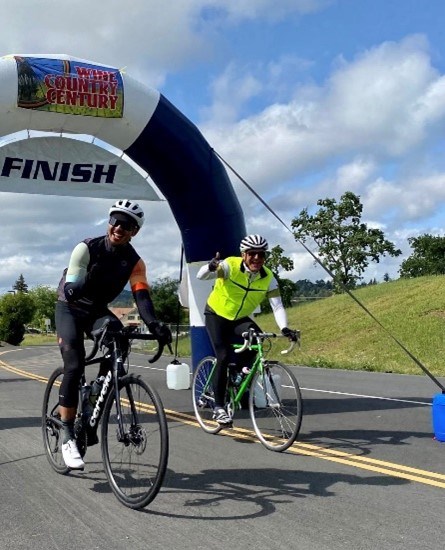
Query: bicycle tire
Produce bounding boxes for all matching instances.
[101,374,169,509]
[42,367,86,474]
[192,356,223,434]
[249,362,303,452]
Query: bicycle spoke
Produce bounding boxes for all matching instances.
[249,362,303,452]
[101,374,168,509]
[192,356,223,434]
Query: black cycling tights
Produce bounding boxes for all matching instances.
[204,309,260,408]
[55,301,122,408]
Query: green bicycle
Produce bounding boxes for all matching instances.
[192,329,303,452]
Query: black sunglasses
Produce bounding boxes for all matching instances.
[245,250,266,258]
[109,216,136,231]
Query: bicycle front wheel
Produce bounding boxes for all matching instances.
[101,374,169,509]
[249,362,303,452]
[192,356,223,434]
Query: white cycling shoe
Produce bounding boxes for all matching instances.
[62,439,85,470]
[213,407,232,426]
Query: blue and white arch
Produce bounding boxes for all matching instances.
[0,54,246,367]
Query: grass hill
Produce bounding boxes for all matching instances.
[258,275,445,377]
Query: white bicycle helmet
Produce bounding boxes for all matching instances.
[109,199,145,228]
[239,234,268,252]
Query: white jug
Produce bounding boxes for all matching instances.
[166,361,190,390]
[253,372,281,408]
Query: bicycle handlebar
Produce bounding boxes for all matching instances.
[86,321,170,364]
[234,329,300,355]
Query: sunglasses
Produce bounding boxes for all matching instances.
[245,250,266,258]
[109,216,136,231]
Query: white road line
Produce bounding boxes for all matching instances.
[300,387,431,406]
[131,362,431,407]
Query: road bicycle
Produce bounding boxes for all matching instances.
[42,320,169,510]
[192,328,303,452]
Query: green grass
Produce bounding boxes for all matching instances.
[20,275,445,377]
[258,275,445,376]
[22,333,58,346]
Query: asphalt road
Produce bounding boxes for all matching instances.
[1,342,444,550]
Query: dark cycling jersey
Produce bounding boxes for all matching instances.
[57,235,156,325]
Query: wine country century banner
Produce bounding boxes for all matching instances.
[15,56,123,118]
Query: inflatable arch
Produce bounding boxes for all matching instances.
[0,54,246,367]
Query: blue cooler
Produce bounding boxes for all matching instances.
[432,393,445,442]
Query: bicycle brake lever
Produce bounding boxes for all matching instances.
[148,340,165,363]
[148,336,173,364]
[281,337,300,355]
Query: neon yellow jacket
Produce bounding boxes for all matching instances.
[207,256,274,320]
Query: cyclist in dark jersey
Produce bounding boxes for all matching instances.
[56,199,172,470]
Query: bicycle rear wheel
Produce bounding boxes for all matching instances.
[192,356,223,434]
[101,374,168,509]
[249,362,303,452]
[42,367,86,474]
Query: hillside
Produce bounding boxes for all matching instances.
[258,275,445,377]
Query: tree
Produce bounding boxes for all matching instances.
[13,274,29,293]
[260,245,296,313]
[266,245,294,275]
[150,277,188,324]
[0,292,34,345]
[291,191,402,292]
[28,286,58,331]
[399,234,445,278]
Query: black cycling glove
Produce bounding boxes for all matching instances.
[208,257,220,272]
[281,327,299,342]
[148,321,172,346]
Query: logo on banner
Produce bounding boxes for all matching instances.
[1,156,117,184]
[15,56,124,118]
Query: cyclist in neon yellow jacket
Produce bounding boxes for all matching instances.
[197,234,299,425]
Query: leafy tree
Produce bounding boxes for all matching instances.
[28,286,58,331]
[383,273,391,282]
[150,277,188,324]
[260,245,296,313]
[266,245,294,275]
[0,292,34,345]
[291,191,402,292]
[276,278,298,308]
[295,279,333,297]
[399,234,445,278]
[13,274,29,293]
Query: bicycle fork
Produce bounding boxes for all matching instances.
[258,364,282,408]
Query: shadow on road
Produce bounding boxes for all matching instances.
[141,465,409,519]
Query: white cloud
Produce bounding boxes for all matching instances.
[204,35,445,189]
[212,0,332,21]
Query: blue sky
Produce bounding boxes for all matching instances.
[0,0,444,292]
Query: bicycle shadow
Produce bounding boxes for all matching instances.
[141,465,409,519]
[299,428,433,457]
[299,396,433,455]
